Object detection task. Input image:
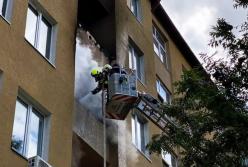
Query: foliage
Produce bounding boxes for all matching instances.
[148,0,248,166]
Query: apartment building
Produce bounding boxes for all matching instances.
[0,0,77,166]
[75,0,201,167]
[0,0,200,166]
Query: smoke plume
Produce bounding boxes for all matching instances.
[75,37,103,118]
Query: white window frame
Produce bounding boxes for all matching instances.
[11,98,44,158]
[0,0,13,22]
[25,0,57,65]
[131,113,150,158]
[156,79,171,103]
[128,0,142,22]
[153,25,169,68]
[0,70,3,93]
[129,43,145,83]
[11,94,51,160]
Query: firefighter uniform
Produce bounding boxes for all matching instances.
[90,64,112,94]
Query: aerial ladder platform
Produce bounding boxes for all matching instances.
[105,68,176,131]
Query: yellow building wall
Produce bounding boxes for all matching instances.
[0,0,77,166]
[115,0,194,167]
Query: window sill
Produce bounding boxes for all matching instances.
[132,144,152,163]
[0,14,11,25]
[24,38,56,68]
[11,147,28,161]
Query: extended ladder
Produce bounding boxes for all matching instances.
[135,93,177,131]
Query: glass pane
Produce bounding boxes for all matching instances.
[38,17,52,59]
[130,0,136,14]
[153,38,160,57]
[162,151,173,167]
[160,88,167,103]
[27,110,43,158]
[133,53,137,70]
[140,123,145,152]
[11,100,28,155]
[131,117,136,145]
[156,29,165,47]
[165,155,172,166]
[160,47,166,63]
[25,6,38,46]
[157,36,165,49]
[136,120,141,150]
[130,0,134,13]
[0,0,7,16]
[131,0,140,18]
[139,56,145,82]
[129,47,133,69]
[136,55,142,80]
[156,80,160,93]
[157,80,169,103]
[0,0,3,15]
[134,0,139,17]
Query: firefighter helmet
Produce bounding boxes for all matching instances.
[91,68,101,77]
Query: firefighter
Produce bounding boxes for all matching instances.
[91,64,112,94]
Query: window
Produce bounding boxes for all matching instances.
[153,26,169,68]
[131,113,149,157]
[0,0,13,21]
[11,98,45,158]
[128,0,142,21]
[0,70,3,93]
[25,3,57,64]
[162,150,178,167]
[129,43,145,83]
[156,79,171,103]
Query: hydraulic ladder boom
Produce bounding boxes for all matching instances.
[104,66,177,132]
[135,93,177,131]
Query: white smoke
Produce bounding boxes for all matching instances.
[75,37,102,118]
[75,29,139,166]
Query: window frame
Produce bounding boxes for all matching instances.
[128,0,142,22]
[156,78,171,103]
[131,113,150,158]
[24,1,57,65]
[153,25,169,69]
[0,0,13,22]
[0,70,3,94]
[11,97,47,159]
[128,42,145,83]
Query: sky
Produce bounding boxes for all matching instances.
[161,0,247,61]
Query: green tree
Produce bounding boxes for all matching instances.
[148,1,248,166]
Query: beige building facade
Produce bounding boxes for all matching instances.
[0,0,200,167]
[0,0,77,166]
[75,0,200,167]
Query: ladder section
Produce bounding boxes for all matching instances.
[135,93,177,131]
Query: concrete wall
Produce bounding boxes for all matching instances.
[0,0,77,166]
